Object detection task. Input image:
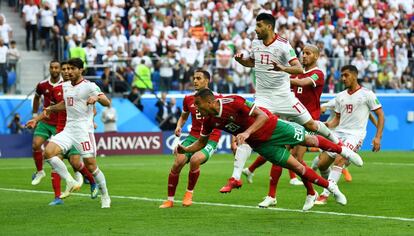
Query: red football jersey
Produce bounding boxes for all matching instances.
[51,84,66,133]
[200,95,278,148]
[290,68,324,120]
[183,93,221,142]
[35,79,62,126]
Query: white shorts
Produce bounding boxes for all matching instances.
[327,131,364,158]
[50,129,97,158]
[254,92,312,125]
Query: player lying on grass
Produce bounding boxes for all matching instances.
[176,88,364,208]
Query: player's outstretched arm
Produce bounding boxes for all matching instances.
[236,107,269,145]
[87,94,111,106]
[176,135,208,154]
[47,101,66,113]
[269,59,304,75]
[369,112,378,127]
[234,53,255,68]
[175,112,190,137]
[32,94,41,115]
[25,112,48,129]
[325,112,340,129]
[290,77,314,87]
[372,108,385,152]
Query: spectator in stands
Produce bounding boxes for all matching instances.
[133,59,152,94]
[156,94,182,131]
[155,92,168,124]
[351,50,369,82]
[158,50,176,91]
[84,40,97,75]
[0,38,8,94]
[0,15,13,47]
[101,98,117,132]
[100,66,128,93]
[39,2,54,51]
[127,86,144,111]
[349,29,366,57]
[22,0,39,51]
[215,42,232,79]
[102,47,119,72]
[8,113,24,134]
[220,76,238,94]
[7,41,19,72]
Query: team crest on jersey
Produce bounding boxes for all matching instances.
[45,89,49,93]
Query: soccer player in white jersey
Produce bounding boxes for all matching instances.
[314,65,384,205]
[42,58,112,208]
[221,13,340,196]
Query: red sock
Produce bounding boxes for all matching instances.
[51,172,61,198]
[316,136,342,153]
[187,169,200,191]
[298,166,329,188]
[33,150,43,171]
[168,170,180,197]
[299,161,315,195]
[248,155,267,172]
[288,170,297,179]
[78,163,96,184]
[268,164,282,198]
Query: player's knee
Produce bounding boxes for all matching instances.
[304,120,318,132]
[32,140,42,150]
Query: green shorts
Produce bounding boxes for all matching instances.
[62,146,81,160]
[34,121,56,140]
[181,135,218,163]
[254,119,305,167]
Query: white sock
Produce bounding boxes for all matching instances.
[311,155,320,170]
[168,197,174,201]
[320,167,331,179]
[93,167,109,196]
[231,144,252,180]
[322,165,343,196]
[317,121,339,144]
[47,156,74,182]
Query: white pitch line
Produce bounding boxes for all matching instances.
[0,187,413,222]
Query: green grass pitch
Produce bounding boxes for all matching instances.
[1,151,413,235]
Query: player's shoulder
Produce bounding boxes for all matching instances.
[276,35,289,44]
[37,79,49,87]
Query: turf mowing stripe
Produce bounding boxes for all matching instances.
[1,187,413,222]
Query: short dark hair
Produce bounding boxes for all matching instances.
[10,40,16,44]
[341,65,358,76]
[256,13,276,30]
[194,88,214,100]
[67,58,84,69]
[195,69,210,80]
[60,61,68,66]
[50,59,60,66]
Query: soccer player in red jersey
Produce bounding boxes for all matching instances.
[177,89,365,208]
[31,60,62,185]
[244,45,325,210]
[159,70,222,208]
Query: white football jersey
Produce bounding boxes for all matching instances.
[334,87,381,137]
[249,36,297,96]
[62,79,103,132]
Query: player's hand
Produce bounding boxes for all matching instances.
[43,107,52,118]
[268,61,285,72]
[94,122,98,129]
[87,96,99,105]
[230,135,238,155]
[174,127,182,137]
[175,144,186,154]
[236,132,250,145]
[372,137,381,152]
[25,119,37,129]
[234,53,244,63]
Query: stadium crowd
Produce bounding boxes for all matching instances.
[2,0,414,95]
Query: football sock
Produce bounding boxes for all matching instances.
[51,171,61,198]
[288,169,297,180]
[297,166,329,189]
[231,144,252,180]
[268,164,282,198]
[33,150,43,172]
[311,155,320,170]
[78,162,96,184]
[167,170,179,199]
[248,155,267,173]
[322,165,343,196]
[299,161,315,195]
[315,136,342,153]
[317,121,339,144]
[187,168,200,191]
[47,156,73,181]
[93,167,108,196]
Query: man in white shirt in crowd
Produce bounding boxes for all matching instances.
[39,2,55,51]
[0,15,13,46]
[0,38,8,94]
[22,0,39,51]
